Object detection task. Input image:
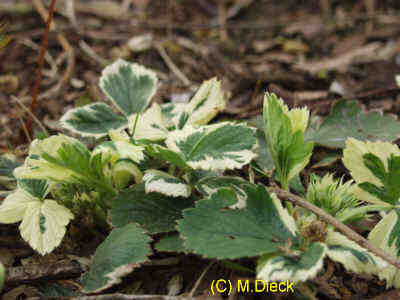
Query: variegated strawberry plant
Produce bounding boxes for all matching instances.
[1,59,399,296]
[0,59,258,292]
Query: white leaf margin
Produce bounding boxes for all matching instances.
[143,169,191,198]
[257,242,326,284]
[166,122,258,171]
[99,59,158,116]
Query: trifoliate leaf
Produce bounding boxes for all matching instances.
[305,100,400,148]
[99,59,158,117]
[0,183,73,255]
[143,170,191,197]
[128,103,168,141]
[195,176,249,209]
[155,233,187,253]
[342,138,400,205]
[82,223,152,293]
[365,210,400,288]
[166,122,257,171]
[263,93,313,189]
[325,230,386,275]
[59,103,127,137]
[110,184,195,233]
[257,243,326,283]
[177,185,298,259]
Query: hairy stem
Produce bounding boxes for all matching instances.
[269,187,400,270]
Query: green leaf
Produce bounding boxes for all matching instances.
[257,243,326,283]
[305,100,400,148]
[143,170,191,197]
[82,223,152,293]
[166,122,257,171]
[155,233,187,253]
[247,116,274,174]
[263,93,313,189]
[195,176,249,208]
[60,103,128,137]
[177,185,298,259]
[110,184,195,233]
[99,59,157,117]
[146,144,189,170]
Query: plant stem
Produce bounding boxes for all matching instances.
[269,187,400,270]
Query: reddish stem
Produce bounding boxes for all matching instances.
[26,0,57,139]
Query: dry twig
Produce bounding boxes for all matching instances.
[155,43,192,87]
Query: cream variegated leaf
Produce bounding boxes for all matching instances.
[186,77,226,126]
[165,122,257,171]
[365,210,400,288]
[60,103,128,137]
[13,135,90,183]
[28,134,81,158]
[161,103,187,130]
[143,169,191,197]
[128,103,168,141]
[160,78,226,130]
[92,141,145,165]
[325,230,387,275]
[196,176,249,209]
[257,243,326,283]
[0,188,36,223]
[109,128,130,142]
[342,138,400,204]
[20,200,73,255]
[0,184,73,255]
[99,59,158,117]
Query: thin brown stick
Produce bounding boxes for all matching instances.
[269,187,400,270]
[27,0,57,138]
